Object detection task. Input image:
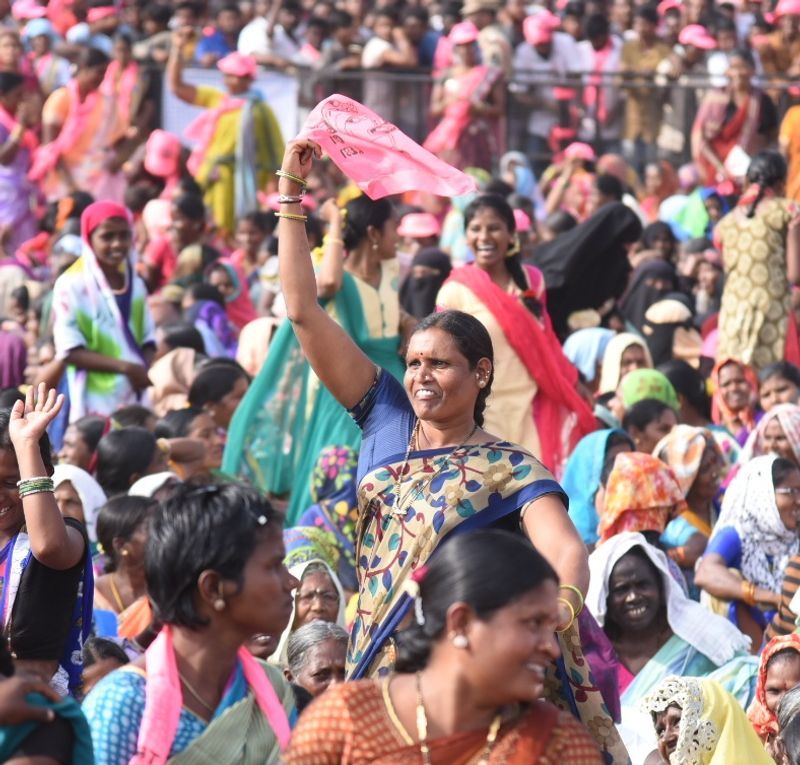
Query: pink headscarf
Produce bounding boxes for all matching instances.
[80,201,131,244]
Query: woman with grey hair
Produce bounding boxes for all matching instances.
[285,620,348,700]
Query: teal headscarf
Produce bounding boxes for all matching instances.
[562,428,631,545]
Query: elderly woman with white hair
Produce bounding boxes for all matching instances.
[285,620,348,701]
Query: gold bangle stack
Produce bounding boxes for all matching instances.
[559,583,585,616]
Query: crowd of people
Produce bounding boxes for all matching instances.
[2,0,800,763]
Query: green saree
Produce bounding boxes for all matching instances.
[222,271,405,525]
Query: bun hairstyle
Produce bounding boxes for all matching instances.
[394,530,557,673]
[342,195,394,251]
[414,310,494,426]
[745,151,788,218]
[463,194,542,318]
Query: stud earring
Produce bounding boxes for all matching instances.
[213,599,226,612]
[452,634,469,649]
[372,242,379,250]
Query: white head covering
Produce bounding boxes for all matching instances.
[128,471,180,498]
[271,558,347,668]
[587,532,750,666]
[52,463,106,543]
[710,454,799,592]
[598,332,654,394]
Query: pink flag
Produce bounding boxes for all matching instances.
[298,94,477,200]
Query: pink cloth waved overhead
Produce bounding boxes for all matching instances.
[298,94,477,200]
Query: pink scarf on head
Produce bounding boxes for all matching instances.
[184,95,245,176]
[444,265,596,476]
[29,78,100,181]
[0,104,37,152]
[130,625,291,765]
[101,60,139,128]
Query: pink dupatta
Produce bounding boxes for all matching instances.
[101,60,139,128]
[29,79,99,181]
[129,625,291,765]
[298,94,476,200]
[184,95,245,176]
[583,41,614,125]
[423,65,490,155]
[445,265,596,475]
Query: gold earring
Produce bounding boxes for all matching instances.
[505,237,521,258]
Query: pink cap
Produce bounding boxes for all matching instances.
[564,141,596,161]
[513,209,532,233]
[448,21,479,45]
[657,0,681,14]
[87,5,116,22]
[775,0,800,16]
[144,129,181,179]
[397,212,441,239]
[217,51,257,78]
[678,24,717,49]
[259,191,318,212]
[523,12,558,46]
[12,0,46,19]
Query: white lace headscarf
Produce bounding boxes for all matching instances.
[642,676,775,765]
[710,454,799,592]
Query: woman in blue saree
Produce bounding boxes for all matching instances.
[274,138,628,764]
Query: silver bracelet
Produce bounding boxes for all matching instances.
[278,194,304,204]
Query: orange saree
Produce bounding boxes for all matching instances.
[285,680,603,765]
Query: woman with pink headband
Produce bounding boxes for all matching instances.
[167,31,284,238]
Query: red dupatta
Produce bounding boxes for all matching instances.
[445,265,596,475]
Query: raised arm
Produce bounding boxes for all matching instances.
[278,139,382,409]
[167,28,198,104]
[9,385,85,571]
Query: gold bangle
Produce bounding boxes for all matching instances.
[741,580,757,607]
[559,584,585,616]
[323,235,344,246]
[275,169,307,186]
[275,212,308,222]
[556,596,576,632]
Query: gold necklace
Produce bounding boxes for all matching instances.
[178,671,216,716]
[391,420,478,518]
[415,672,502,765]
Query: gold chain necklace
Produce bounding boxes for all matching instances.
[391,420,477,518]
[178,671,216,716]
[415,672,502,765]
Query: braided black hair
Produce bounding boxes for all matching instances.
[745,151,787,218]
